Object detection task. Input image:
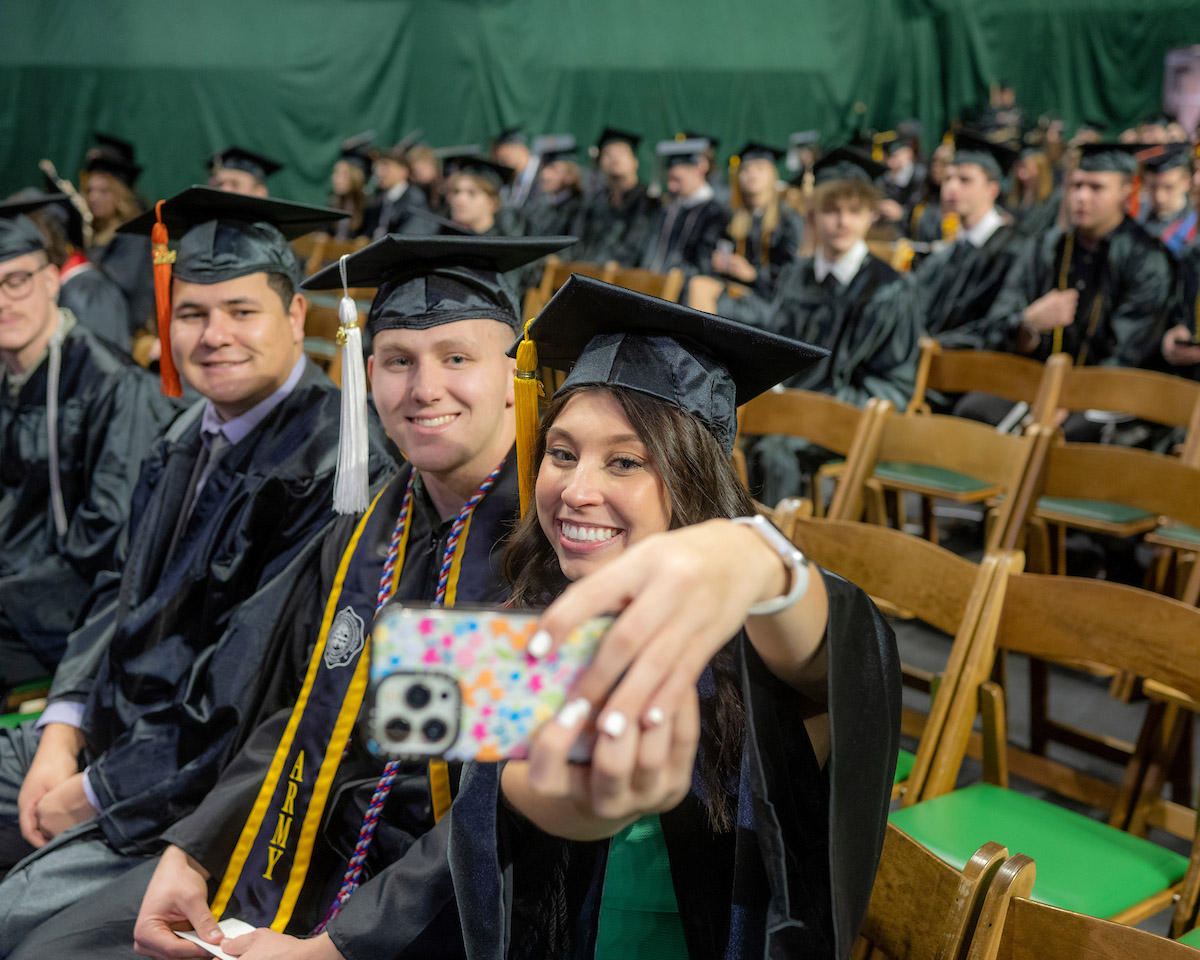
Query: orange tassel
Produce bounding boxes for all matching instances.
[151,200,182,398]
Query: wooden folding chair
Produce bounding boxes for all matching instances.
[893,568,1200,926]
[605,264,685,302]
[1022,365,1200,574]
[735,391,891,518]
[790,517,1017,802]
[853,409,1039,552]
[851,824,1010,960]
[292,232,328,277]
[964,854,1200,960]
[906,338,1061,423]
[524,258,618,393]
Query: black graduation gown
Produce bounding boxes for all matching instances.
[881,164,927,226]
[447,571,901,960]
[160,457,519,953]
[573,182,660,266]
[57,262,133,351]
[44,361,396,854]
[362,184,435,240]
[0,317,178,676]
[1011,186,1062,239]
[722,254,923,409]
[523,189,583,241]
[1168,239,1200,382]
[913,223,1024,350]
[638,196,728,276]
[88,233,155,334]
[983,217,1177,367]
[718,203,804,297]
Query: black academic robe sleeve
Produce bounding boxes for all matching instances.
[0,326,179,667]
[448,571,900,960]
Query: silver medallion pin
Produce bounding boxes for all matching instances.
[324,606,366,669]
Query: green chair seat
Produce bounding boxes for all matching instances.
[1036,496,1154,526]
[889,782,1188,919]
[874,461,992,495]
[0,710,42,730]
[894,748,916,784]
[8,678,52,696]
[1178,926,1200,947]
[1154,523,1200,546]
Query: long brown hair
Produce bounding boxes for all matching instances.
[504,384,752,832]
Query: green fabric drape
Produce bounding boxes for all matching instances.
[2,0,1197,204]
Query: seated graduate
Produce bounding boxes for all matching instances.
[524,136,585,239]
[1138,143,1196,256]
[441,154,523,238]
[912,132,1024,352]
[449,275,900,959]
[362,134,436,241]
[709,141,803,298]
[327,132,374,239]
[907,137,954,243]
[407,143,445,216]
[874,128,926,234]
[1006,138,1063,238]
[80,134,156,336]
[957,142,1177,440]
[691,147,923,504]
[571,127,660,265]
[7,234,575,960]
[492,125,541,213]
[207,147,282,198]
[0,187,396,946]
[636,138,728,276]
[0,203,178,704]
[4,190,132,350]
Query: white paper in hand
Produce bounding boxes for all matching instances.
[173,918,256,959]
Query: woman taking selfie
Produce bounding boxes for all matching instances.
[449,276,901,960]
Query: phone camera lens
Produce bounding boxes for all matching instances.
[422,718,447,742]
[406,684,431,709]
[384,717,411,743]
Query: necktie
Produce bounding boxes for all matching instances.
[166,431,231,561]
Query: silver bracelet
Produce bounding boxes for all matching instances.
[731,514,811,615]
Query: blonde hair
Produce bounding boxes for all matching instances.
[84,171,142,246]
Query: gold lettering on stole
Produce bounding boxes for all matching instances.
[262,751,305,881]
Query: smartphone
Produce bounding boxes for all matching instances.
[366,603,612,762]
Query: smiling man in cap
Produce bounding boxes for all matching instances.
[0,186,395,945]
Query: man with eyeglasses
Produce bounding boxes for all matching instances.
[0,202,178,706]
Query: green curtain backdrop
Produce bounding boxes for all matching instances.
[2,0,1197,204]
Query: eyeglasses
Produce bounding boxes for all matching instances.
[0,267,44,300]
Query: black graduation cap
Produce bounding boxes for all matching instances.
[340,131,376,176]
[210,146,284,183]
[118,185,346,284]
[951,131,1019,180]
[514,274,826,455]
[441,153,516,189]
[1142,142,1192,174]
[813,146,886,186]
[656,138,710,169]
[301,233,575,335]
[597,126,641,151]
[532,134,577,165]
[85,132,143,187]
[0,195,59,262]
[735,141,785,164]
[373,129,424,164]
[1076,141,1141,175]
[493,125,528,147]
[873,131,907,157]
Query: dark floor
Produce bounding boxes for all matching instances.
[887,500,1197,936]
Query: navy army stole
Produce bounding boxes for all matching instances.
[211,482,397,930]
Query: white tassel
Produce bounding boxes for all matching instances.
[332,256,370,514]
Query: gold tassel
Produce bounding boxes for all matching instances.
[514,318,543,516]
[941,211,961,243]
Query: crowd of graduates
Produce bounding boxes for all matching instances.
[0,84,1196,960]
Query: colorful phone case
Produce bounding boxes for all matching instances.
[368,604,610,761]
